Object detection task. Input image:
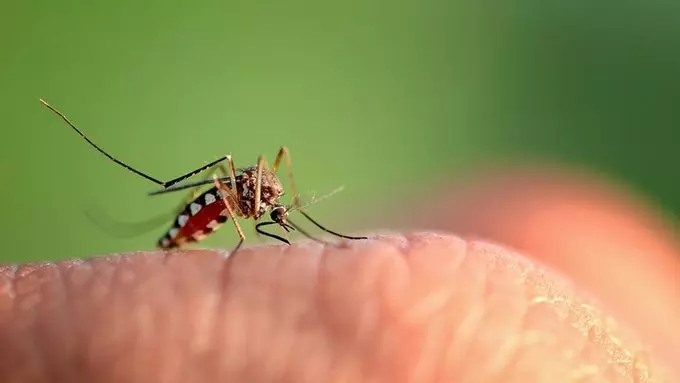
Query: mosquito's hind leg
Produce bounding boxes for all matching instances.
[253,155,267,214]
[271,146,300,208]
[40,99,229,189]
[168,163,235,216]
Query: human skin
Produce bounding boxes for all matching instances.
[0,169,678,382]
[401,168,680,377]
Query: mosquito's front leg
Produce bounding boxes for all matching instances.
[253,155,292,242]
[225,155,238,192]
[253,155,268,214]
[271,146,299,208]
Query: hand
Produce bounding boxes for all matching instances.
[1,167,677,382]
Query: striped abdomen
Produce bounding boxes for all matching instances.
[158,187,231,249]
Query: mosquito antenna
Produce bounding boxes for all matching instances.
[297,210,367,240]
[255,221,291,245]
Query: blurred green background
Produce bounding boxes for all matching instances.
[1,1,678,261]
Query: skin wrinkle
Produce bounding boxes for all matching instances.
[59,256,99,382]
[315,240,375,381]
[34,262,76,381]
[13,263,56,383]
[222,251,254,380]
[89,255,135,382]
[0,265,16,334]
[105,253,174,382]
[347,238,413,382]
[439,246,488,381]
[454,242,491,383]
[169,253,207,383]
[499,261,559,381]
[287,241,331,382]
[0,264,18,301]
[80,254,121,376]
[427,239,468,383]
[182,253,222,383]
[313,233,353,382]
[192,253,223,382]
[289,243,337,382]
[358,245,406,382]
[259,243,293,381]
[479,280,527,380]
[363,240,415,383]
[513,277,582,380]
[523,264,597,380]
[62,258,95,380]
[181,252,225,382]
[213,248,238,382]
[315,237,414,382]
[54,262,81,382]
[262,246,295,380]
[527,264,641,382]
[0,233,672,383]
[263,246,297,381]
[395,234,465,383]
[407,171,680,374]
[398,233,463,325]
[222,247,283,381]
[260,242,354,383]
[113,254,148,379]
[154,253,184,382]
[36,263,74,383]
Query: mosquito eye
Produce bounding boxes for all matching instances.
[270,209,281,222]
[270,206,287,223]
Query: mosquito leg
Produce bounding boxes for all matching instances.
[225,155,238,192]
[160,157,231,188]
[271,146,299,208]
[40,99,228,189]
[218,158,245,216]
[213,175,246,255]
[253,155,289,242]
[253,155,267,214]
[166,162,235,217]
[147,165,237,196]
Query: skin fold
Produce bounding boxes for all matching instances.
[400,168,680,376]
[1,168,678,382]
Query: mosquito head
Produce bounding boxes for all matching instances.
[270,204,289,226]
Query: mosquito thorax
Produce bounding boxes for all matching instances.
[236,167,285,219]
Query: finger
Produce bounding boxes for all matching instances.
[0,234,671,382]
[398,168,680,372]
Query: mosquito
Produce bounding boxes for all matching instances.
[39,99,367,255]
